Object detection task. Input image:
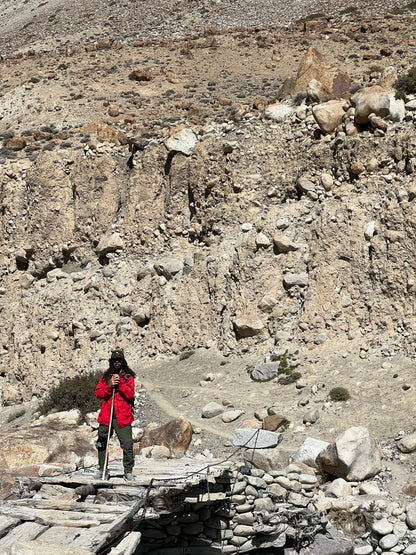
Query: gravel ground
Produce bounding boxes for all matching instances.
[0,0,409,53]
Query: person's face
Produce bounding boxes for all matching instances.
[113,359,123,372]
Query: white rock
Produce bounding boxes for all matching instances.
[364,221,376,241]
[316,426,382,481]
[292,437,329,467]
[321,173,334,191]
[264,103,293,122]
[371,518,393,536]
[405,99,416,111]
[379,533,398,550]
[406,502,416,529]
[273,235,298,253]
[389,97,405,122]
[32,409,82,427]
[325,477,351,498]
[165,128,198,156]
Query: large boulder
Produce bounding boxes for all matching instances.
[351,85,404,124]
[312,100,348,133]
[233,318,265,338]
[137,417,193,457]
[316,427,382,481]
[294,47,352,98]
[95,232,123,256]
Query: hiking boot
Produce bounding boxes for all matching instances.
[124,472,135,482]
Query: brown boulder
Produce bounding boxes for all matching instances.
[78,122,125,145]
[262,414,289,431]
[404,483,416,497]
[312,99,348,133]
[137,417,193,458]
[129,68,153,82]
[6,137,26,151]
[294,47,352,99]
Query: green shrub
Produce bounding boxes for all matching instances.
[391,2,416,14]
[329,386,351,402]
[296,13,326,24]
[39,372,102,419]
[395,66,416,99]
[340,6,358,15]
[247,350,301,383]
[272,349,300,375]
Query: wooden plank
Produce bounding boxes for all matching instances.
[36,524,90,545]
[0,506,116,527]
[6,499,129,514]
[71,497,145,553]
[0,521,47,551]
[0,515,19,538]
[109,531,141,555]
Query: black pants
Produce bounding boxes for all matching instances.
[97,417,134,473]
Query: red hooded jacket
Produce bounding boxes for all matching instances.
[95,371,135,428]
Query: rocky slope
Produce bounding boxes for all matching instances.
[1,0,416,506]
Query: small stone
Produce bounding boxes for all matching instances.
[398,432,416,453]
[364,221,376,241]
[273,235,298,253]
[321,173,334,191]
[350,162,365,175]
[222,409,244,423]
[201,402,223,419]
[283,273,308,288]
[372,518,393,535]
[379,534,398,550]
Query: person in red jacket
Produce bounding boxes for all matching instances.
[94,349,135,481]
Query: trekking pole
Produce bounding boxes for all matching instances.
[102,389,115,479]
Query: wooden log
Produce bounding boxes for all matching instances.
[0,506,116,527]
[71,496,145,552]
[6,499,129,514]
[25,476,114,488]
[0,515,19,539]
[109,531,141,555]
[34,524,88,545]
[7,539,92,555]
[137,548,221,555]
[0,522,47,551]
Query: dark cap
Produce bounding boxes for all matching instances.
[111,349,125,360]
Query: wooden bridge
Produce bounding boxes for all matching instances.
[0,458,234,554]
